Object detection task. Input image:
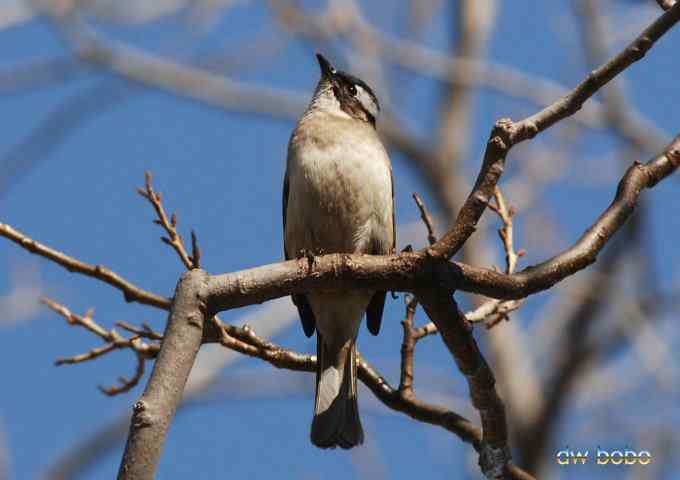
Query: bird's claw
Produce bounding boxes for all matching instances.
[297,249,316,271]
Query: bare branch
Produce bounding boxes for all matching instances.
[5,133,679,324]
[137,171,197,269]
[0,57,81,95]
[117,269,208,480]
[429,4,680,260]
[190,230,201,269]
[0,223,170,309]
[115,321,163,341]
[398,295,419,394]
[412,192,437,246]
[418,290,511,479]
[41,298,158,395]
[98,354,146,396]
[469,187,525,328]
[0,82,131,198]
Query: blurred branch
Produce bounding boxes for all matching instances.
[578,0,658,154]
[512,4,672,473]
[0,82,130,198]
[0,33,290,197]
[270,0,667,152]
[431,0,496,219]
[656,0,677,10]
[516,234,626,473]
[0,419,8,480]
[69,26,306,120]
[0,57,81,95]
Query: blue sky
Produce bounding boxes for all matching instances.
[1,1,679,479]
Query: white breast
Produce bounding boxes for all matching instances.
[284,112,394,258]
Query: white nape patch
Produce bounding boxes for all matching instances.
[355,85,378,119]
[316,366,341,414]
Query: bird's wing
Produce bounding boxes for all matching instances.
[366,159,395,336]
[283,168,316,337]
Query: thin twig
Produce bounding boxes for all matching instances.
[98,353,146,396]
[398,295,419,395]
[412,192,437,246]
[137,171,196,270]
[469,187,525,328]
[41,298,158,395]
[115,321,163,341]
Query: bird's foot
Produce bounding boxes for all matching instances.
[297,249,316,271]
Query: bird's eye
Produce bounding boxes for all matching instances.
[348,85,357,96]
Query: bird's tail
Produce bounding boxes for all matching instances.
[310,334,364,449]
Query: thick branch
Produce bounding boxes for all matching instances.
[117,269,208,480]
[4,133,679,322]
[418,291,510,479]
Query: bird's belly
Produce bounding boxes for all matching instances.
[285,145,392,257]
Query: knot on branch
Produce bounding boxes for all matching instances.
[628,35,653,60]
[131,400,153,428]
[489,117,515,146]
[479,443,512,480]
[667,145,680,168]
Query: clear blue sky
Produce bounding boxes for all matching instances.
[1,1,679,479]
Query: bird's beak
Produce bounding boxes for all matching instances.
[316,53,336,79]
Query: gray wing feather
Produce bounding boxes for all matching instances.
[366,165,395,336]
[283,169,316,337]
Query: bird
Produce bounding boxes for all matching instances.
[282,53,395,449]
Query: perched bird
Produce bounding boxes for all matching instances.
[283,54,395,449]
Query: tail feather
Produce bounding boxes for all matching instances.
[311,335,364,449]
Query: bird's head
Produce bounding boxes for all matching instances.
[311,53,380,126]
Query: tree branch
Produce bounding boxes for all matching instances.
[418,291,510,479]
[428,4,680,260]
[41,298,158,394]
[137,171,198,270]
[117,269,208,480]
[0,223,170,309]
[4,133,679,320]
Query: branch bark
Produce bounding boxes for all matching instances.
[418,290,509,479]
[117,269,208,480]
